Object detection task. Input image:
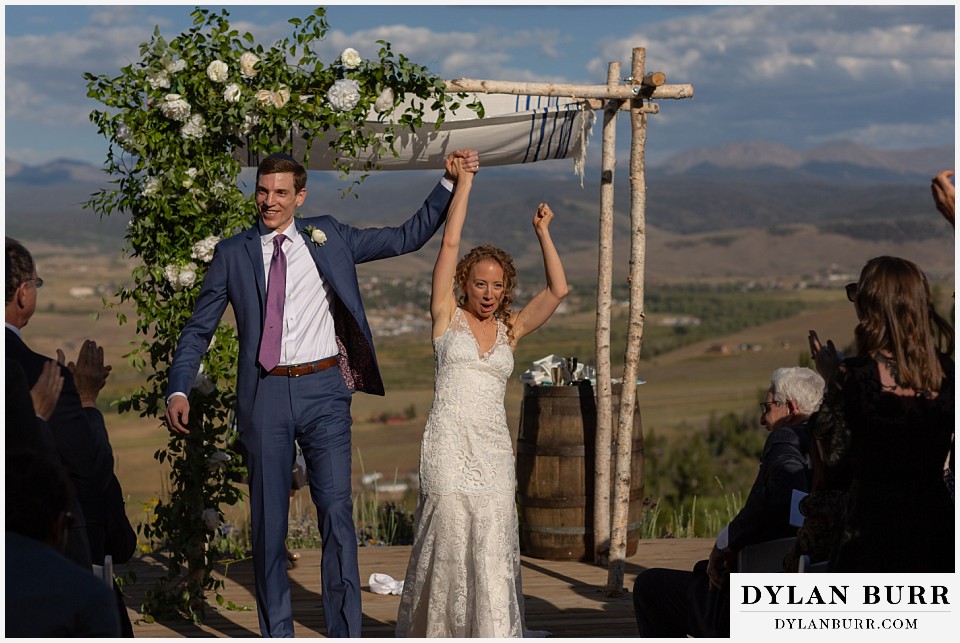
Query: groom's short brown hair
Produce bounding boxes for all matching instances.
[257,153,307,193]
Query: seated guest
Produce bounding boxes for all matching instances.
[632,366,824,637]
[6,238,136,633]
[5,448,121,637]
[6,357,94,569]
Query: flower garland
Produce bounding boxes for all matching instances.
[83,6,480,622]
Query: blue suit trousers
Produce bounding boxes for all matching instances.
[246,366,360,637]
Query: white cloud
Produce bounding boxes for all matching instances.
[585,5,953,152]
[590,5,953,86]
[3,4,953,166]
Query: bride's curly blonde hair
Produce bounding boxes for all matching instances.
[455,244,518,343]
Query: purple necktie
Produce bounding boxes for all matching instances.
[258,234,288,371]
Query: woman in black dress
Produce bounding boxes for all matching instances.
[800,256,954,572]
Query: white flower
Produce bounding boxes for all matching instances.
[142,176,161,197]
[205,450,231,473]
[178,262,198,288]
[239,51,259,78]
[255,87,291,109]
[163,264,181,289]
[191,235,220,263]
[211,180,231,196]
[206,59,229,83]
[147,70,171,90]
[201,508,221,531]
[182,167,198,188]
[303,225,327,247]
[255,89,274,107]
[374,87,395,113]
[160,93,191,121]
[339,47,362,69]
[165,58,186,73]
[181,113,206,140]
[240,112,260,136]
[273,86,291,108]
[223,83,241,103]
[327,79,361,112]
[116,122,137,150]
[207,335,217,352]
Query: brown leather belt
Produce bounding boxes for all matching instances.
[266,356,338,377]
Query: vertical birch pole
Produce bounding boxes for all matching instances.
[592,61,621,565]
[606,47,648,595]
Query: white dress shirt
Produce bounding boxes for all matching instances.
[260,224,338,365]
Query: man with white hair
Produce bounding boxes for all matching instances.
[632,366,824,638]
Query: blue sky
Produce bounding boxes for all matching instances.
[3,2,956,168]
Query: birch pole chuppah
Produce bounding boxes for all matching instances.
[450,49,692,595]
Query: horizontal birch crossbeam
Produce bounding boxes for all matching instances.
[446,78,693,101]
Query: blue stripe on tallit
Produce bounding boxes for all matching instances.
[522,102,581,163]
[532,109,550,162]
[556,110,576,159]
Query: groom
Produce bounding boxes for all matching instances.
[165,150,479,637]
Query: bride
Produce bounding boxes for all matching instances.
[395,157,568,637]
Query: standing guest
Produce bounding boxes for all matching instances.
[165,150,479,637]
[5,448,121,638]
[803,256,953,571]
[396,157,568,637]
[633,367,823,638]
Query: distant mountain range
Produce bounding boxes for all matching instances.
[6,140,954,280]
[654,140,951,180]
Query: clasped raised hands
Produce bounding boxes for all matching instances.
[444,149,480,183]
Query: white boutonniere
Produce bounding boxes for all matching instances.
[303,225,327,248]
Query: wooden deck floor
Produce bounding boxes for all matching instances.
[122,539,712,637]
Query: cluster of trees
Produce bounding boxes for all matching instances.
[643,406,767,535]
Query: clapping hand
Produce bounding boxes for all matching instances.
[31,359,65,421]
[931,170,955,228]
[65,340,111,408]
[808,330,842,382]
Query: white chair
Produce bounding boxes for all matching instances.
[91,554,113,587]
[798,554,829,573]
[737,537,796,572]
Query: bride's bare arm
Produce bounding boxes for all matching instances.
[512,203,568,341]
[430,154,476,336]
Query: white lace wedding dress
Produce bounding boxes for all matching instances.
[395,307,524,638]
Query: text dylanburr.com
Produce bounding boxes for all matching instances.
[730,573,957,640]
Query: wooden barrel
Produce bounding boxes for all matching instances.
[515,381,643,561]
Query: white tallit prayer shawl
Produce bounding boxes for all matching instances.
[235,93,595,181]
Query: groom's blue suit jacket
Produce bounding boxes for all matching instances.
[166,182,451,430]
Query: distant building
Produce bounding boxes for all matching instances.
[69,286,96,298]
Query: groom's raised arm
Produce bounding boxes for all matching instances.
[344,150,480,264]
